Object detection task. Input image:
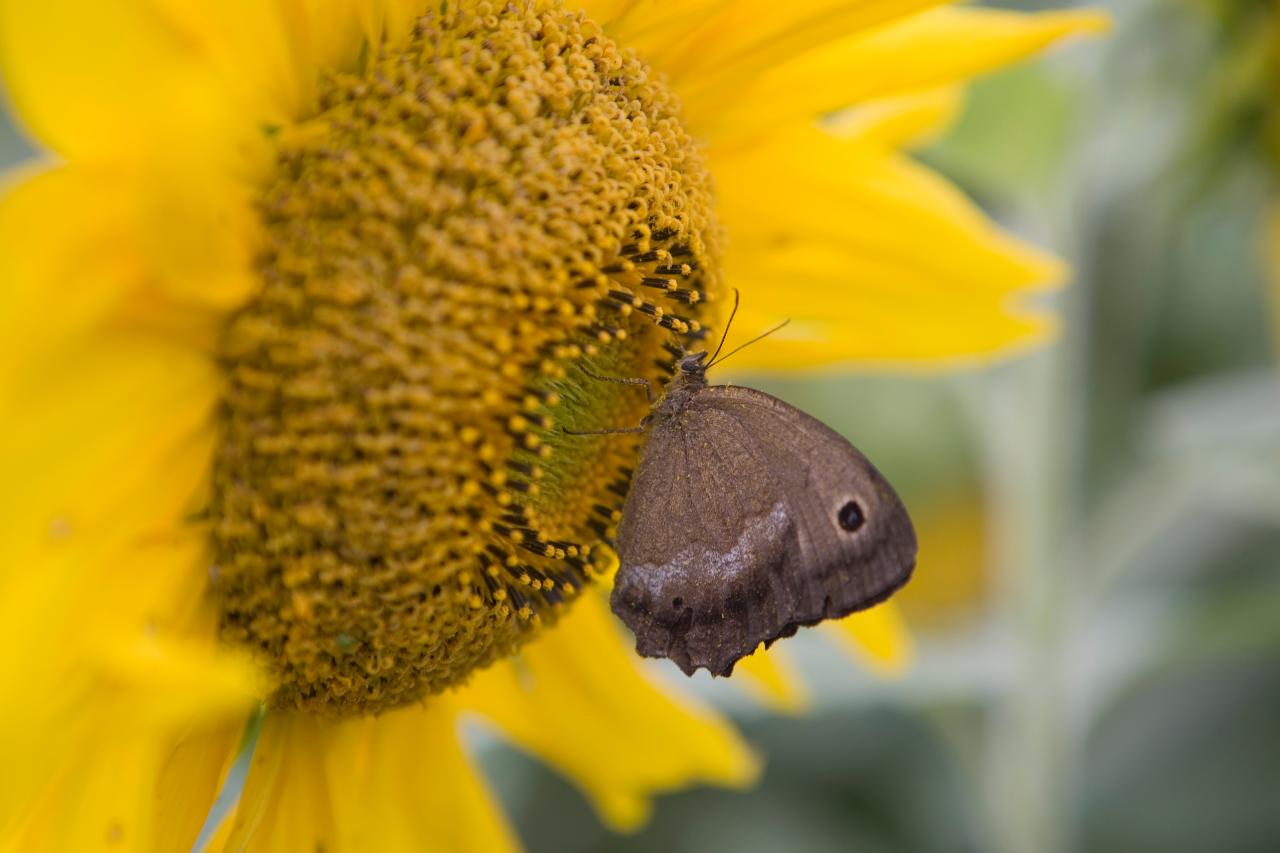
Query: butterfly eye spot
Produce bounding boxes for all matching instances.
[837,500,865,532]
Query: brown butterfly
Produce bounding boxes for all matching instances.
[575,293,917,676]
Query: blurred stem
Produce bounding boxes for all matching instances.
[976,342,1075,853]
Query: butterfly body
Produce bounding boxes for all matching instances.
[610,351,917,677]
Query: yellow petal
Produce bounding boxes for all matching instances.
[274,0,367,89]
[145,0,367,121]
[200,810,238,853]
[0,166,144,387]
[0,340,225,762]
[0,3,337,315]
[4,727,169,852]
[686,7,1110,140]
[0,5,309,312]
[731,643,810,715]
[225,706,516,853]
[2,660,254,852]
[0,1,235,160]
[574,0,643,26]
[896,492,990,622]
[0,594,258,847]
[155,723,249,853]
[826,86,966,150]
[324,704,519,853]
[633,0,944,89]
[94,634,264,728]
[712,126,1065,367]
[0,0,356,161]
[223,715,338,853]
[825,601,914,676]
[715,126,1061,295]
[0,162,255,380]
[460,592,759,830]
[0,332,221,574]
[1,508,248,755]
[1265,204,1280,347]
[0,322,257,840]
[358,0,425,45]
[598,0,728,53]
[82,531,218,644]
[133,155,263,312]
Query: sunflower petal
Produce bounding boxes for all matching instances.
[574,0,643,27]
[0,621,256,851]
[0,161,255,374]
[732,644,811,714]
[686,7,1110,139]
[0,167,143,385]
[274,0,367,87]
[0,320,259,841]
[358,0,424,45]
[0,666,254,850]
[0,363,231,829]
[1,508,246,741]
[1268,205,1280,345]
[155,723,249,853]
[632,0,944,88]
[460,592,760,830]
[0,564,258,849]
[826,86,966,149]
[137,157,263,311]
[223,715,338,853]
[93,634,263,728]
[322,703,519,853]
[713,126,1064,367]
[0,1,236,159]
[0,2,357,315]
[0,0,359,160]
[597,0,729,52]
[3,728,170,852]
[0,332,221,573]
[825,601,914,675]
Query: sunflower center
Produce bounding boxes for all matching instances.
[209,2,719,715]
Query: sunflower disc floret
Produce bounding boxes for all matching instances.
[209,1,720,714]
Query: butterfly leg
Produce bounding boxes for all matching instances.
[562,424,649,436]
[578,366,657,404]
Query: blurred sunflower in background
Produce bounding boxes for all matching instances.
[0,1,1105,850]
[1197,0,1280,338]
[1101,1,1280,357]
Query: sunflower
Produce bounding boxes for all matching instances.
[0,1,1105,850]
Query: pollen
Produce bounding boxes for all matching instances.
[209,2,719,714]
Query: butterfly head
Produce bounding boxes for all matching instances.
[677,351,709,376]
[654,351,709,417]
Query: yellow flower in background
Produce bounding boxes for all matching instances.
[1267,209,1280,344]
[1188,0,1280,348]
[0,1,1105,850]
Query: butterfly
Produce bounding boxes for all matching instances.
[576,292,917,676]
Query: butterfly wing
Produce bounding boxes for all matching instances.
[613,394,794,675]
[612,384,916,676]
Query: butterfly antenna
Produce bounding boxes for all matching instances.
[706,288,741,364]
[706,318,791,370]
